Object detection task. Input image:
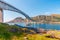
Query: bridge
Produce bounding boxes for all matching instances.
[0,0,34,22]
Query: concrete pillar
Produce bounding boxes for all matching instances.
[0,9,3,23]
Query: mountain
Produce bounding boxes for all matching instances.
[8,17,24,23]
[8,14,60,23]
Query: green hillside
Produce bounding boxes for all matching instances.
[0,23,59,40]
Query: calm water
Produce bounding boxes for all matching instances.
[31,23,60,30]
[7,23,60,30]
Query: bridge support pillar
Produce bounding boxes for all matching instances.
[0,9,3,23]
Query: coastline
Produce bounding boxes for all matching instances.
[50,22,60,24]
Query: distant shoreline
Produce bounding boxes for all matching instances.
[49,22,60,24]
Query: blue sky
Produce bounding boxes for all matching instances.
[4,0,60,22]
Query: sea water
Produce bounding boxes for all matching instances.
[7,22,60,30]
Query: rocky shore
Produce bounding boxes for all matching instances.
[37,28,60,39]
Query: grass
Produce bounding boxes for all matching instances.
[26,34,59,40]
[0,23,59,40]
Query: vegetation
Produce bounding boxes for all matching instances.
[0,23,59,40]
[0,23,23,40]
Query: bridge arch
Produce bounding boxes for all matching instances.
[0,0,34,22]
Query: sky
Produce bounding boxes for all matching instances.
[3,0,60,22]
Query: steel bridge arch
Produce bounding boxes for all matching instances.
[0,0,34,21]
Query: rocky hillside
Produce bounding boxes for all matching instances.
[8,14,60,23]
[8,17,24,23]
